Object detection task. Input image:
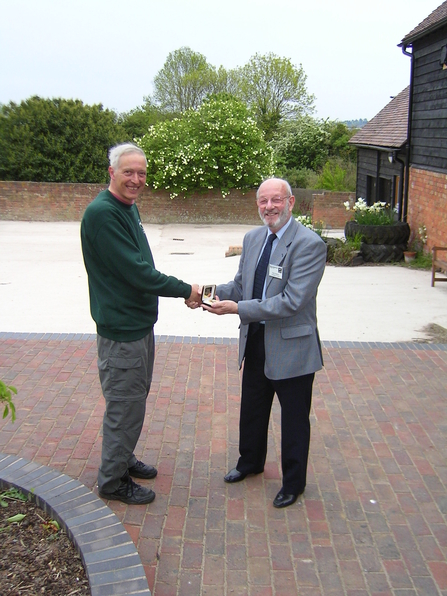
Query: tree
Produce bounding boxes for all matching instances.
[212,66,240,96]
[0,96,124,182]
[270,117,357,190]
[119,98,173,141]
[138,94,274,197]
[325,120,357,163]
[234,53,315,139]
[153,47,219,112]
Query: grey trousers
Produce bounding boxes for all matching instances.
[96,331,155,493]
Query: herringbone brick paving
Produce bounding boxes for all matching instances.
[0,334,446,595]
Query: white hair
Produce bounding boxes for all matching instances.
[108,143,147,170]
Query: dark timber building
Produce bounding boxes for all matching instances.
[350,1,447,249]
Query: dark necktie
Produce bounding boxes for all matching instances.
[252,233,277,299]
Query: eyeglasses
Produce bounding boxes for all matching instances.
[257,196,290,207]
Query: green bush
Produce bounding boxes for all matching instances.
[317,158,356,192]
[0,97,124,182]
[276,166,317,189]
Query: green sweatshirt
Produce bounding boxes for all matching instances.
[80,190,192,341]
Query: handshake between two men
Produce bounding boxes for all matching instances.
[185,284,239,316]
[81,151,326,510]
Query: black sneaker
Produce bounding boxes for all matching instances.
[128,460,158,479]
[99,475,155,505]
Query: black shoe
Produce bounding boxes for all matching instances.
[128,460,158,479]
[224,468,247,483]
[99,475,156,505]
[273,491,301,508]
[224,467,263,483]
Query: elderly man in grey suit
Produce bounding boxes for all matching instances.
[203,177,326,508]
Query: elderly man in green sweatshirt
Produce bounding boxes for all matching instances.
[81,143,201,505]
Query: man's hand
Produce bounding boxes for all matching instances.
[185,284,202,309]
[201,296,238,315]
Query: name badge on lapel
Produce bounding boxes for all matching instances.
[269,264,283,279]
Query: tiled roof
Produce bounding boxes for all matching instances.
[348,87,409,149]
[401,1,447,44]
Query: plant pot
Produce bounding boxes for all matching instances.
[404,251,416,264]
[344,221,410,245]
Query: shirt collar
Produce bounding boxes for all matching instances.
[268,216,292,242]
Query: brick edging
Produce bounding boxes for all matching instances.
[0,453,151,596]
[0,332,446,350]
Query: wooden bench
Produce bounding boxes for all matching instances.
[431,246,447,287]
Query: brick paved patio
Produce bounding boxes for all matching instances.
[0,333,446,595]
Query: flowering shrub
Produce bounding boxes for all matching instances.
[138,95,275,198]
[272,116,330,171]
[295,215,324,236]
[295,214,313,228]
[408,224,427,253]
[344,198,397,226]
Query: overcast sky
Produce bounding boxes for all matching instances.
[0,0,442,122]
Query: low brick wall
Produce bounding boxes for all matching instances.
[0,181,101,222]
[312,191,355,230]
[0,181,352,228]
[0,182,261,224]
[137,187,260,224]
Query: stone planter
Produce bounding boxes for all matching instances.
[344,221,410,263]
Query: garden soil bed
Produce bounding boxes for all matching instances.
[0,496,90,595]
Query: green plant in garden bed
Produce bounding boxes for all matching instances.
[0,488,27,509]
[294,215,362,266]
[345,233,362,251]
[326,235,362,266]
[344,198,397,225]
[0,380,16,422]
[404,251,432,270]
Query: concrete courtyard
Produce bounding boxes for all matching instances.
[1,221,446,595]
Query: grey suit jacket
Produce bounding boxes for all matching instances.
[216,218,327,380]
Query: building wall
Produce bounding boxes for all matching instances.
[411,26,447,171]
[408,167,447,250]
[0,181,353,229]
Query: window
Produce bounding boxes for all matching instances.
[366,176,392,205]
[366,176,376,206]
[378,178,391,204]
